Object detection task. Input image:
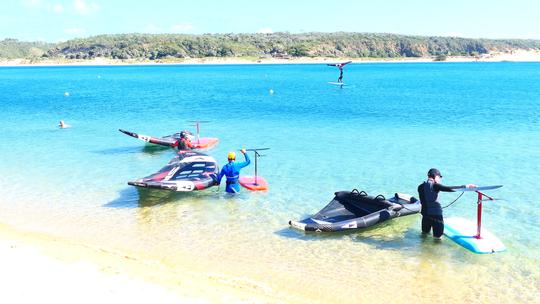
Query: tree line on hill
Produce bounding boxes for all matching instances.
[1,32,540,61]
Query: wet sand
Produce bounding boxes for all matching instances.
[0,222,288,303]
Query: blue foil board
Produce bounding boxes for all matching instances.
[444,217,506,254]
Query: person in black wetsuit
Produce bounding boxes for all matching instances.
[337,65,344,83]
[327,61,351,83]
[417,168,476,239]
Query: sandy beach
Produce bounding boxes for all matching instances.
[0,223,287,304]
[1,49,540,67]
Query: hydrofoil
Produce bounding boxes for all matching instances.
[444,185,505,254]
[239,148,269,191]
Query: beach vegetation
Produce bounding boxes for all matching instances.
[1,33,540,61]
[0,38,52,59]
[434,54,447,61]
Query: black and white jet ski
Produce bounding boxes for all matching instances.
[289,189,420,232]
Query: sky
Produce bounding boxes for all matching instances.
[1,0,539,42]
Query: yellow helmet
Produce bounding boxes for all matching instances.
[227,151,236,160]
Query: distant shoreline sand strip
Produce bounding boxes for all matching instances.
[2,50,540,67]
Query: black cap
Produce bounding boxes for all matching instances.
[428,168,442,178]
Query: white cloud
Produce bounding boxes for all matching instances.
[170,24,194,33]
[53,3,64,13]
[64,28,86,34]
[258,27,273,34]
[510,32,540,39]
[73,0,100,14]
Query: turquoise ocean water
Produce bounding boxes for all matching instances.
[1,63,539,302]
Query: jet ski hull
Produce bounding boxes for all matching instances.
[128,151,218,192]
[119,129,218,149]
[289,190,420,232]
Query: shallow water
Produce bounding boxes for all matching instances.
[1,63,539,302]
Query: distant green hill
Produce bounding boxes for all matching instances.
[2,33,540,61]
[0,39,53,59]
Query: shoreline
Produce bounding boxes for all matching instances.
[0,222,288,303]
[2,50,540,67]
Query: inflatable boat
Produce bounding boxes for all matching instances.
[119,129,219,150]
[128,151,218,191]
[289,189,420,232]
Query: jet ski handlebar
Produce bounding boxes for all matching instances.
[351,189,368,196]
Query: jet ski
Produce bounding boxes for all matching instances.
[119,129,219,150]
[289,189,420,232]
[128,151,218,191]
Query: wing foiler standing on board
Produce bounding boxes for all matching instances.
[327,61,352,83]
[216,148,251,193]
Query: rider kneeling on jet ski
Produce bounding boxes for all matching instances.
[216,149,250,193]
[172,131,194,150]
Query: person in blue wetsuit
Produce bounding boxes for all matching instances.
[216,148,251,193]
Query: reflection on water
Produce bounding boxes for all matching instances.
[104,186,221,209]
[103,187,140,208]
[141,144,171,155]
[93,144,170,156]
